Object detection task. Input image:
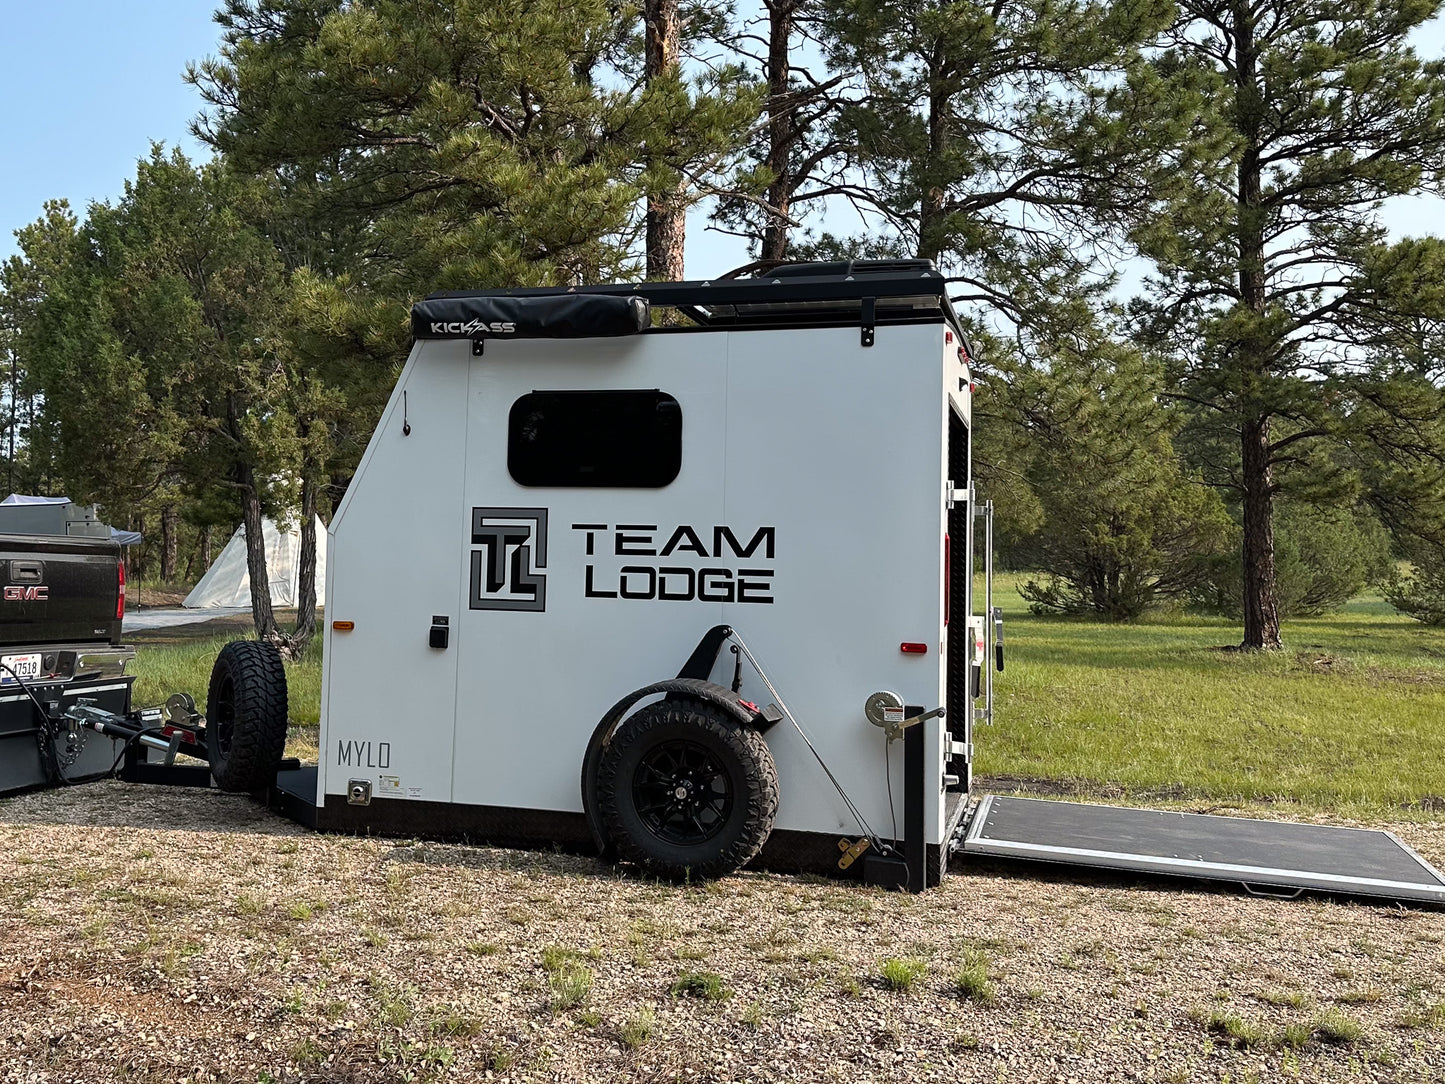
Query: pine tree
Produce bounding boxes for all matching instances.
[4,149,297,641]
[814,0,1180,313]
[190,0,759,285]
[1128,0,1445,649]
[710,0,851,263]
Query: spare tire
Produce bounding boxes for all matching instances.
[206,640,288,792]
[598,699,778,880]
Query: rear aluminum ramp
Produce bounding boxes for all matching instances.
[960,796,1445,904]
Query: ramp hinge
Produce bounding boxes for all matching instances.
[860,297,876,347]
[947,484,971,508]
[947,739,972,759]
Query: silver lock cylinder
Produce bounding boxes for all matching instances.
[348,779,372,805]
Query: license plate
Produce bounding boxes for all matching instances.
[0,654,41,684]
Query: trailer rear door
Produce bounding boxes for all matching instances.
[959,796,1445,904]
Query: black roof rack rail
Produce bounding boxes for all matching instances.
[766,259,938,278]
[422,264,962,334]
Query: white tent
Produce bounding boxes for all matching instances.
[183,517,328,608]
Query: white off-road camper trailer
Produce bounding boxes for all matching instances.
[276,261,982,889]
[204,260,1444,902]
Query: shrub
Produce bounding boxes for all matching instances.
[1198,1008,1268,1049]
[1311,1007,1365,1045]
[1190,503,1391,618]
[1007,344,1233,621]
[952,949,996,1005]
[1386,542,1445,625]
[546,962,593,1011]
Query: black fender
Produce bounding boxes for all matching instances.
[580,678,770,857]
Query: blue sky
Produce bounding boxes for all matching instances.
[0,0,750,273]
[0,4,217,262]
[1,3,1441,276]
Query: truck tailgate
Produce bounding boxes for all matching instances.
[0,534,122,647]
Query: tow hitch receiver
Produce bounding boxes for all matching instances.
[65,698,198,766]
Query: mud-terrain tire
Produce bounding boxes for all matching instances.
[206,640,288,792]
[598,699,778,880]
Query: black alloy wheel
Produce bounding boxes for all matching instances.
[597,699,779,880]
[632,738,735,846]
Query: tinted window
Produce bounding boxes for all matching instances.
[508,390,682,488]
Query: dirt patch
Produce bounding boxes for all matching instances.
[980,774,1193,804]
[1292,651,1353,675]
[130,584,195,609]
[0,781,1442,1082]
[127,610,300,646]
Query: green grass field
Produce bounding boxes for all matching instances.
[129,625,324,762]
[980,574,1445,816]
[126,582,1445,817]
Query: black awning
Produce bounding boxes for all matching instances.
[412,293,650,340]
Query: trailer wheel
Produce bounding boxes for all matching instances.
[206,640,288,792]
[598,699,778,880]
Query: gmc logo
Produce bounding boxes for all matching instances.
[4,586,47,601]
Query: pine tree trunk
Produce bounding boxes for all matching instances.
[917,49,949,264]
[1233,0,1281,650]
[1240,417,1281,649]
[644,0,686,280]
[760,0,796,264]
[160,504,178,582]
[238,465,278,642]
[128,514,141,594]
[201,525,212,569]
[294,473,318,647]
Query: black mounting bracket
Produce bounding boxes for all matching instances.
[860,297,876,347]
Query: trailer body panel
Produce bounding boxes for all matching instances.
[321,317,957,848]
[450,333,733,815]
[320,347,471,806]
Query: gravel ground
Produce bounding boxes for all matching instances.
[0,782,1442,1083]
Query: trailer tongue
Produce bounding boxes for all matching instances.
[957,796,1445,904]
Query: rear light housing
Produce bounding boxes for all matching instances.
[116,561,126,621]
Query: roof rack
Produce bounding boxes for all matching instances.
[420,261,961,335]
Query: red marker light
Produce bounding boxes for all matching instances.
[900,642,928,654]
[116,561,126,621]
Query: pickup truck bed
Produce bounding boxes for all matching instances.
[0,535,135,793]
